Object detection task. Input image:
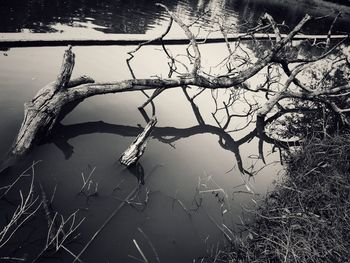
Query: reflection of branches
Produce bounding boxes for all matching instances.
[182,86,206,125]
[214,90,258,131]
[156,3,202,75]
[126,17,173,79]
[126,16,174,113]
[50,118,288,175]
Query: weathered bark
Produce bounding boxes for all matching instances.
[119,117,157,166]
[1,46,94,173]
[12,46,74,156]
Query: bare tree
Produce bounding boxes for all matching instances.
[1,4,349,174]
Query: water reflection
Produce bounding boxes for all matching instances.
[50,118,287,176]
[1,0,350,35]
[127,163,145,185]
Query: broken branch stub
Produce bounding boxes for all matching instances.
[119,117,157,167]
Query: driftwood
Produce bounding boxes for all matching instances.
[119,117,157,166]
[0,33,348,48]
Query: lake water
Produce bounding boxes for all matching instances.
[0,0,349,262]
[1,0,350,36]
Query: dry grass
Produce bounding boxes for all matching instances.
[0,162,42,250]
[216,133,350,263]
[0,163,85,262]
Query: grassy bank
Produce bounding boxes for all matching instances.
[223,133,350,262]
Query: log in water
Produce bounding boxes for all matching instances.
[0,33,348,48]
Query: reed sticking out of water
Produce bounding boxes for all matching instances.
[73,164,162,262]
[31,210,85,263]
[137,227,161,263]
[0,163,85,262]
[0,162,42,250]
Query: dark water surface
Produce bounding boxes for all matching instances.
[1,0,350,35]
[0,0,348,262]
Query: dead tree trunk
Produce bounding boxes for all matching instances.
[1,46,94,171]
[11,47,94,157]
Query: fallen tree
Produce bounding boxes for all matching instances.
[1,4,350,173]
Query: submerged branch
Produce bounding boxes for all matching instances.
[120,117,157,167]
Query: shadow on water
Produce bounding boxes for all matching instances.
[48,99,291,176]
